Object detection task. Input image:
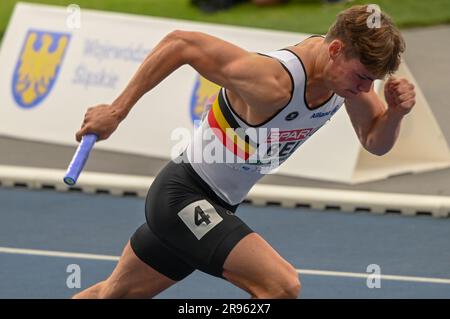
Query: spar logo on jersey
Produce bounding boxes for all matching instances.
[12,29,71,109]
[267,128,314,143]
[265,128,314,159]
[190,74,221,127]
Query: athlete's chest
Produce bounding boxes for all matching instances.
[224,89,340,131]
[225,91,285,127]
[226,84,337,129]
[218,88,341,160]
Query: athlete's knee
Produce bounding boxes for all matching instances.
[282,276,301,299]
[268,276,301,299]
[95,280,118,299]
[97,278,131,299]
[255,266,301,299]
[72,280,106,299]
[99,277,156,299]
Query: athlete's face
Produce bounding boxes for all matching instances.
[324,40,378,99]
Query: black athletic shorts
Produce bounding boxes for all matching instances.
[130,155,254,281]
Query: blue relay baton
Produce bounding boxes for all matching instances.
[63,134,98,186]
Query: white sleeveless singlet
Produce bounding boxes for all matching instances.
[186,48,345,205]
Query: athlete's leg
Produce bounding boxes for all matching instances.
[73,240,177,299]
[222,233,301,299]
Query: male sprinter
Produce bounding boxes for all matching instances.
[73,5,415,298]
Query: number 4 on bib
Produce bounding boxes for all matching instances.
[194,206,211,226]
[178,200,223,240]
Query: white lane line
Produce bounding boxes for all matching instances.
[296,269,450,285]
[1,246,450,285]
[0,246,119,261]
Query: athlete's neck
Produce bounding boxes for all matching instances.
[309,40,330,89]
[295,38,334,108]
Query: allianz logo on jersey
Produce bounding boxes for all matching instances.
[310,105,340,119]
[12,29,71,109]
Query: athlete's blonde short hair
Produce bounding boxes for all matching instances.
[325,5,405,79]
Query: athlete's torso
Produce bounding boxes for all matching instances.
[186,46,345,205]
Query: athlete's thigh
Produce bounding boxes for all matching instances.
[145,159,252,278]
[106,240,177,298]
[222,233,299,295]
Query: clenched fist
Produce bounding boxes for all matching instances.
[384,77,416,117]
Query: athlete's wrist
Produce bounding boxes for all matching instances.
[385,106,406,121]
[110,99,133,122]
[108,106,127,123]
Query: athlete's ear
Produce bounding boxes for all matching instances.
[328,39,343,61]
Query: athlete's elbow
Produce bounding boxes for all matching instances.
[368,148,389,156]
[364,140,392,156]
[168,30,204,63]
[163,30,192,64]
[166,30,188,43]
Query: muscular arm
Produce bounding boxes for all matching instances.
[112,30,290,120]
[76,30,291,141]
[345,80,415,156]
